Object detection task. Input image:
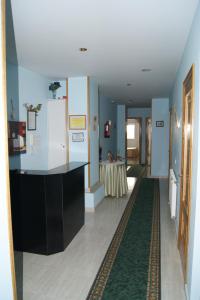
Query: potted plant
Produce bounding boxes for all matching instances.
[49,82,61,99]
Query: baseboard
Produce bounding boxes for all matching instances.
[85,182,105,212]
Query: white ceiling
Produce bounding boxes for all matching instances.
[11,0,199,106]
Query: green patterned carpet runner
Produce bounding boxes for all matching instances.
[127,164,145,178]
[87,177,160,300]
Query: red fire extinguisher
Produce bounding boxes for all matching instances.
[104,121,110,138]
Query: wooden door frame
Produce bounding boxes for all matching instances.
[169,109,173,170]
[145,117,152,166]
[125,117,142,164]
[178,64,194,281]
[0,0,17,299]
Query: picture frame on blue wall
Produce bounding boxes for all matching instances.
[8,121,26,155]
[69,115,86,130]
[156,121,164,127]
[27,111,36,130]
[72,132,84,142]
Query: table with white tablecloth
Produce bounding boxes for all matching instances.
[100,161,128,198]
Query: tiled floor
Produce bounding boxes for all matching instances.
[160,179,186,300]
[22,178,136,300]
[16,177,185,300]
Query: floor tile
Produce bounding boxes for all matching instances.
[17,177,185,300]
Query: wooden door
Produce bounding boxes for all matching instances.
[178,65,194,280]
[145,118,152,166]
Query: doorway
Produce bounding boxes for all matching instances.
[178,65,194,281]
[126,118,142,165]
[145,118,152,166]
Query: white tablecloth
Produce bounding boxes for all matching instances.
[100,161,128,198]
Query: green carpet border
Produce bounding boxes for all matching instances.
[146,179,161,300]
[127,164,145,177]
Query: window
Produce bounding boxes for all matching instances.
[127,124,135,139]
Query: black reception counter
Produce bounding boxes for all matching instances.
[10,162,87,255]
[16,162,87,175]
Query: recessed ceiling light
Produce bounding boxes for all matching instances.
[141,68,152,72]
[111,100,115,103]
[126,83,132,86]
[79,48,87,52]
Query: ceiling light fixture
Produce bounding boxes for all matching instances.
[141,68,152,72]
[79,48,87,52]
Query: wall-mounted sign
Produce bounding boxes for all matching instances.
[69,115,86,130]
[27,111,36,130]
[156,121,164,127]
[8,121,26,155]
[72,132,84,142]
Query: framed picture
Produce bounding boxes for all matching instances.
[8,121,26,155]
[69,115,86,130]
[72,132,84,142]
[27,111,36,130]
[156,121,164,127]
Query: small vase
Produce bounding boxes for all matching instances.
[52,90,56,99]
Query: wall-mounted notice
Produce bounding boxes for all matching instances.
[69,115,86,130]
[72,132,84,142]
[27,111,36,130]
[156,121,164,127]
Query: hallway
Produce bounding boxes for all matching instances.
[1,1,200,299]
[21,178,185,300]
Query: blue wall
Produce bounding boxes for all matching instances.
[68,77,100,189]
[99,96,117,160]
[7,63,19,121]
[127,107,151,163]
[151,98,169,177]
[6,0,21,170]
[7,65,68,171]
[6,64,65,170]
[89,78,99,186]
[68,77,89,188]
[170,2,200,299]
[117,105,126,158]
[6,63,21,169]
[18,66,50,170]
